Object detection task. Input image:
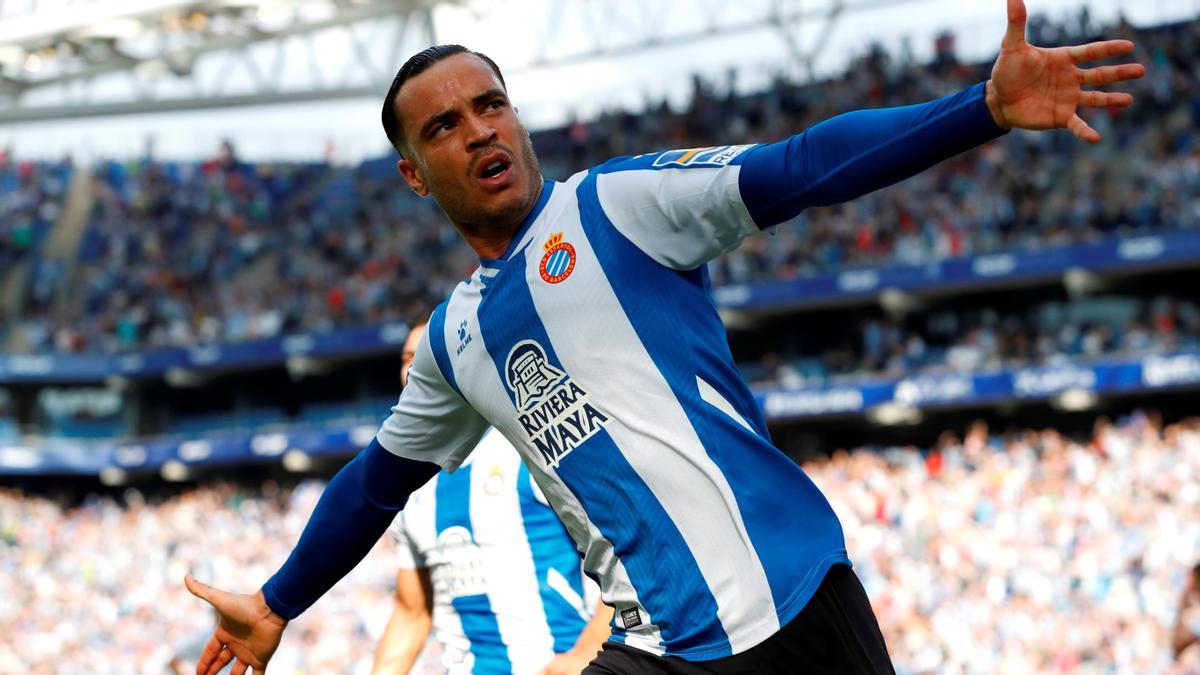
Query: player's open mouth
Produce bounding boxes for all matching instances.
[476,152,514,188]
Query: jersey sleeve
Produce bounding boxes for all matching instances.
[593,144,761,271]
[376,322,489,471]
[391,516,426,570]
[592,83,1005,272]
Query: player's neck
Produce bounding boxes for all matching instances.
[456,176,545,260]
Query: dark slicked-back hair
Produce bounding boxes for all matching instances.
[381,44,507,157]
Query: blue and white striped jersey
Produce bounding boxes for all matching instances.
[393,430,597,674]
[379,146,849,660]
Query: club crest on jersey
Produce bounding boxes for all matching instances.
[652,144,753,168]
[539,232,576,284]
[505,340,609,468]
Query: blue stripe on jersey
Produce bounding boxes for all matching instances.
[516,465,589,653]
[428,302,463,398]
[576,172,851,632]
[434,468,514,674]
[474,249,726,653]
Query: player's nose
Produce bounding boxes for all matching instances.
[464,113,498,150]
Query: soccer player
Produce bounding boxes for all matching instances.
[184,2,1144,673]
[372,317,611,674]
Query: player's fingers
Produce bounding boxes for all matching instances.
[1067,114,1100,144]
[204,647,235,675]
[1080,90,1132,109]
[230,659,248,675]
[1079,63,1145,86]
[196,635,225,675]
[1068,39,1135,64]
[1002,0,1027,49]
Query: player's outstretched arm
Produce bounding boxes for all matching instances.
[985,0,1144,143]
[184,577,287,675]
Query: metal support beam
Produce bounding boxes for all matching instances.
[0,0,935,125]
[0,86,380,123]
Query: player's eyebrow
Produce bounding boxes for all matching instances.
[418,89,508,139]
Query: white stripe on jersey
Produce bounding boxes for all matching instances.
[695,375,756,433]
[467,445,556,673]
[594,159,758,271]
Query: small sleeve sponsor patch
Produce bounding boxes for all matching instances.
[651,144,755,169]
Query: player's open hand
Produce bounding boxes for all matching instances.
[985,0,1145,143]
[184,575,288,675]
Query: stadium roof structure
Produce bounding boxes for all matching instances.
[0,0,448,122]
[0,0,926,125]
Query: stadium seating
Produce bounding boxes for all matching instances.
[0,17,1195,361]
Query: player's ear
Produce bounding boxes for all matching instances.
[398,158,430,197]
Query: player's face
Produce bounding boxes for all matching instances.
[400,323,424,388]
[394,54,541,235]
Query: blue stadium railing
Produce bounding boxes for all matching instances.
[3,348,1199,475]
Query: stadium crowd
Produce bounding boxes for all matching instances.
[0,480,410,675]
[2,13,1197,356]
[815,412,1200,674]
[0,153,70,293]
[1,412,1197,673]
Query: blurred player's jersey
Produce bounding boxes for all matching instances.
[393,429,597,674]
[379,147,848,659]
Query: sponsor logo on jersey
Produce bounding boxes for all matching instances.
[539,232,576,284]
[431,526,487,598]
[651,144,754,168]
[505,340,609,468]
[620,607,643,629]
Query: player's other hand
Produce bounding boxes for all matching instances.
[184,574,287,675]
[986,0,1145,143]
[536,647,598,675]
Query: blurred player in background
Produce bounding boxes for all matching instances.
[372,317,610,675]
[185,1,1145,673]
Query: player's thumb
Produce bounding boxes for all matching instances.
[1002,0,1027,49]
[184,574,218,605]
